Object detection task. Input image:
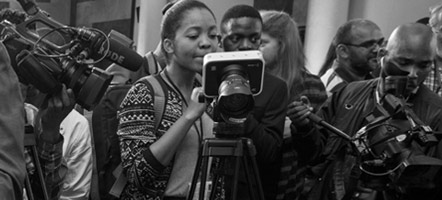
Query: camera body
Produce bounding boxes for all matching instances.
[202,50,264,97]
[202,51,265,137]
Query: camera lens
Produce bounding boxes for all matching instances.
[217,73,254,124]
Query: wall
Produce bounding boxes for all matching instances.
[0,0,70,24]
[349,0,441,37]
[134,0,253,55]
[305,0,442,74]
[76,0,132,27]
[304,0,350,74]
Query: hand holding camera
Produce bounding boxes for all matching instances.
[184,87,207,121]
[37,84,75,143]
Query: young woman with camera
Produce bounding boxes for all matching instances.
[116,0,219,199]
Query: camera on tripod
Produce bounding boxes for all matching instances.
[0,0,144,110]
[202,50,264,137]
[189,51,266,200]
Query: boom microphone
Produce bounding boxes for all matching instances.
[299,95,351,141]
[307,112,352,141]
[91,35,144,71]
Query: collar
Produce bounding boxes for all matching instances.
[333,60,372,83]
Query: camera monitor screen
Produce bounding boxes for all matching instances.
[202,50,265,98]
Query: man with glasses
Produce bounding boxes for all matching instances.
[422,3,442,96]
[321,18,384,96]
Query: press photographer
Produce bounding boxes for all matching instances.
[187,50,267,200]
[0,0,144,110]
[291,23,442,200]
[216,5,289,199]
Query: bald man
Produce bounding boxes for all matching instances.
[320,19,384,96]
[293,23,442,200]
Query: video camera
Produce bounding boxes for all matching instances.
[1,0,144,110]
[352,93,442,191]
[202,50,264,137]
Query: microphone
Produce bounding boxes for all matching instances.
[307,112,351,141]
[300,96,351,141]
[90,31,144,71]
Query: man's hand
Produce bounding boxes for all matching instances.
[287,96,313,128]
[38,84,75,143]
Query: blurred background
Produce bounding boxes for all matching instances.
[1,0,439,74]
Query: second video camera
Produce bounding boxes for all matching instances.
[1,0,143,110]
[202,50,264,136]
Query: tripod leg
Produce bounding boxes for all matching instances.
[242,154,257,200]
[25,174,35,200]
[31,145,50,200]
[248,155,265,200]
[199,156,210,200]
[188,151,212,200]
[188,149,203,200]
[209,158,223,200]
[243,139,265,200]
[229,156,241,200]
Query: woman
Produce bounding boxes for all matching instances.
[117,0,219,199]
[259,10,327,136]
[259,10,327,200]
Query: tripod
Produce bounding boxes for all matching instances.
[187,136,265,200]
[24,125,49,200]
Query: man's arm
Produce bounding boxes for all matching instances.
[36,84,76,200]
[37,133,66,200]
[288,95,333,166]
[244,74,288,162]
[0,41,26,199]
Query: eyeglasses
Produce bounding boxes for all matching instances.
[342,38,384,49]
[430,24,442,34]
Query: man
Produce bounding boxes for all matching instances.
[320,19,384,96]
[289,23,442,200]
[219,5,288,200]
[424,3,442,96]
[0,34,75,200]
[0,8,92,199]
[0,40,26,200]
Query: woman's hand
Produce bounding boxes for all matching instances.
[184,87,206,121]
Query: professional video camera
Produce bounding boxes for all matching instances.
[0,0,144,110]
[202,50,264,137]
[188,50,266,200]
[351,93,442,191]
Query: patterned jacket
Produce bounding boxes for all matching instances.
[117,74,201,200]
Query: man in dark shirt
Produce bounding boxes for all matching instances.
[291,23,442,200]
[219,5,288,200]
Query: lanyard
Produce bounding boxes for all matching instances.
[162,69,204,142]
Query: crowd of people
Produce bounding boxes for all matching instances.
[1,0,442,200]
